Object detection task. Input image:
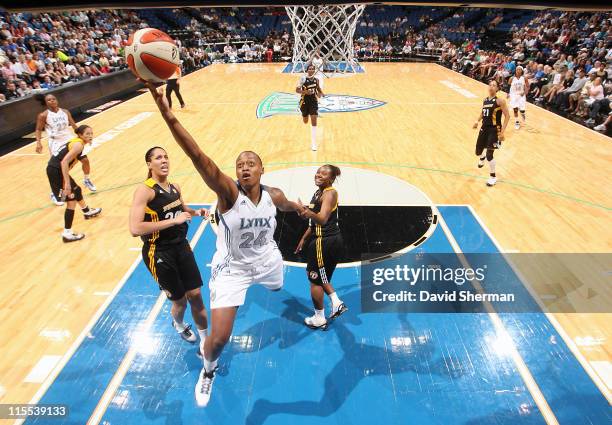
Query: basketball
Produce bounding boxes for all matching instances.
[125,28,179,83]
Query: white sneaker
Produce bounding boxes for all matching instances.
[304,314,327,329]
[486,177,497,187]
[514,121,520,130]
[51,193,64,206]
[477,158,485,168]
[62,230,85,243]
[195,366,217,407]
[594,124,606,131]
[329,302,348,320]
[83,178,97,192]
[172,321,197,343]
[83,207,102,220]
[311,142,317,151]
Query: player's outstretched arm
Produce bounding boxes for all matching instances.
[146,82,238,208]
[267,187,305,213]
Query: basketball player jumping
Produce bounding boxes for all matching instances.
[295,164,348,329]
[35,94,97,205]
[144,81,306,407]
[129,146,209,350]
[296,64,325,151]
[46,124,102,242]
[508,66,529,130]
[473,80,510,187]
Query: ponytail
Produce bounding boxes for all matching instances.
[324,164,341,183]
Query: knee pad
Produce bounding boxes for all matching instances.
[73,185,83,202]
[486,149,495,161]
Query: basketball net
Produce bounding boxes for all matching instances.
[285,4,365,73]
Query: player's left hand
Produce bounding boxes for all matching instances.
[472,122,478,129]
[142,80,170,112]
[296,198,310,218]
[195,208,210,219]
[498,131,505,141]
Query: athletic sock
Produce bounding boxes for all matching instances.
[311,126,317,145]
[84,174,90,180]
[204,357,218,373]
[197,327,208,340]
[81,206,90,213]
[314,308,325,319]
[489,159,496,174]
[329,292,341,307]
[64,209,75,229]
[197,328,207,352]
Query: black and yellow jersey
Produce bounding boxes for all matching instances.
[298,76,320,101]
[482,96,502,128]
[47,137,87,169]
[308,187,340,237]
[141,178,187,247]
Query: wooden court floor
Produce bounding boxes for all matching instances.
[0,62,609,410]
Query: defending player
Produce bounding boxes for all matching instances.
[129,146,210,351]
[295,164,347,329]
[473,81,510,187]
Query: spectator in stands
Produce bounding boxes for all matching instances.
[576,76,604,117]
[0,93,5,102]
[567,71,596,113]
[5,81,20,99]
[554,68,587,109]
[17,79,31,97]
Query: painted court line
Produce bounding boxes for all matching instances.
[14,255,143,425]
[437,213,559,425]
[23,356,62,384]
[469,205,612,404]
[87,218,209,425]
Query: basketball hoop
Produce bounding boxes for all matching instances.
[285,4,365,73]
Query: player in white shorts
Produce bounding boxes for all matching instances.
[310,50,325,89]
[35,94,97,205]
[508,67,529,130]
[144,81,306,408]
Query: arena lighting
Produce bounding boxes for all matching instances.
[0,0,611,12]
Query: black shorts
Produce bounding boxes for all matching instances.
[142,240,203,300]
[300,96,318,117]
[476,126,501,154]
[306,233,344,285]
[46,165,80,200]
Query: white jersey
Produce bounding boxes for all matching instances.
[45,109,73,155]
[510,76,526,97]
[212,186,278,269]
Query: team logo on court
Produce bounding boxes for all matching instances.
[256,92,386,118]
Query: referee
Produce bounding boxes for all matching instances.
[166,65,185,109]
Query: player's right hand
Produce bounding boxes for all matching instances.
[498,131,505,141]
[63,185,72,198]
[295,239,305,254]
[35,142,42,153]
[472,122,478,129]
[174,211,192,225]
